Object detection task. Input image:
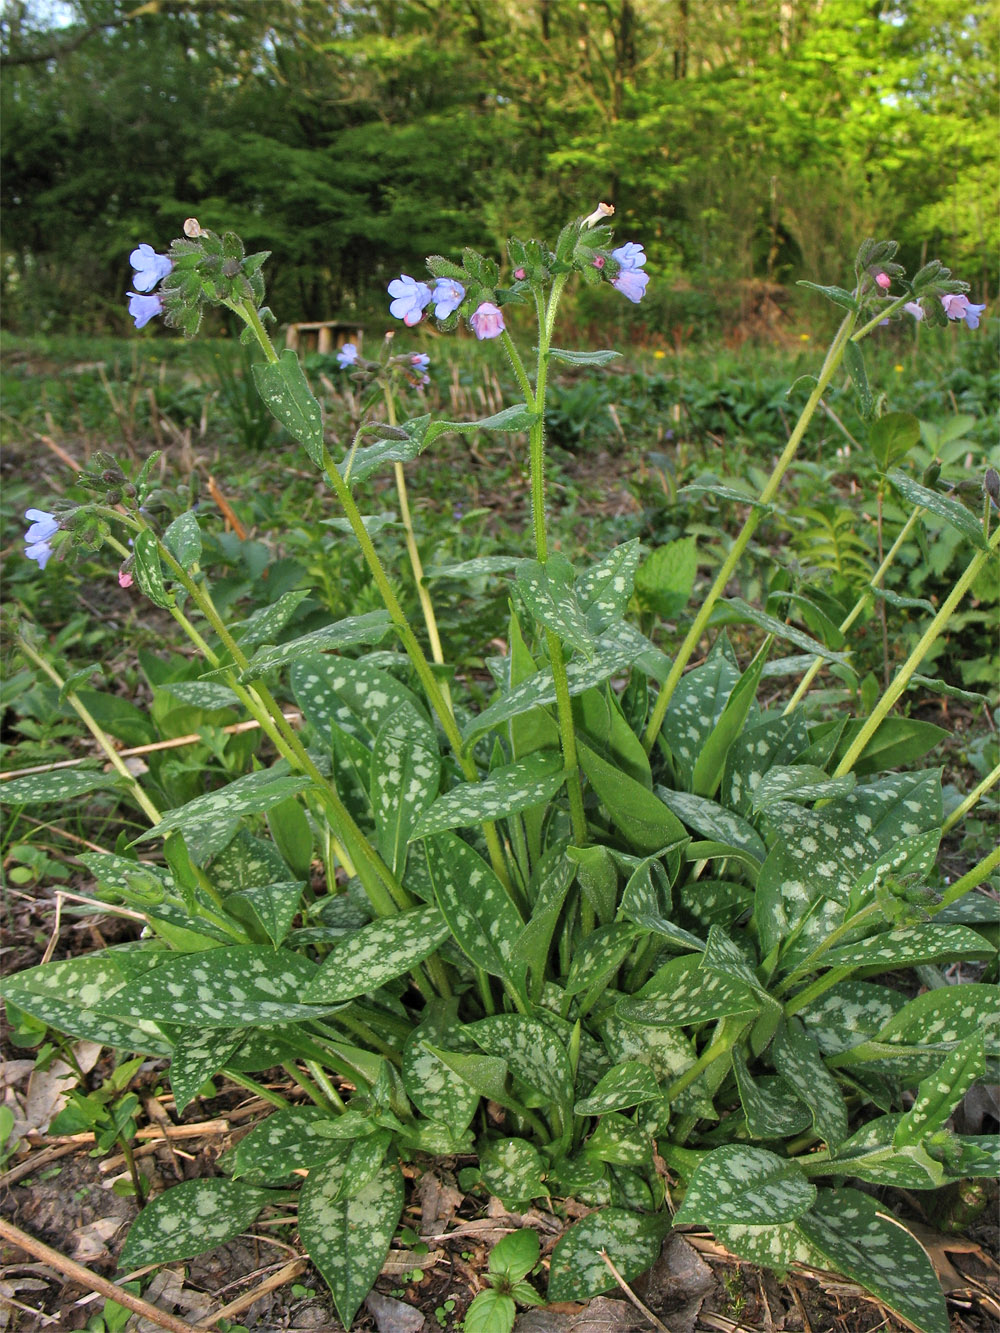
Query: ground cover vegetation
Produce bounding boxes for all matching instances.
[0,200,997,1333]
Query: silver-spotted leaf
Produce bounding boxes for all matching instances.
[673,1145,816,1228]
[574,1061,661,1116]
[0,768,124,805]
[479,1137,547,1206]
[469,1014,574,1111]
[241,612,394,679]
[305,906,449,1002]
[411,751,564,840]
[119,1178,273,1268]
[547,1208,669,1302]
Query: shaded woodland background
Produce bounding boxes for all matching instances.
[1,0,996,336]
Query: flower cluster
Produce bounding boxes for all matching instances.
[127,244,172,329]
[610,242,648,304]
[904,293,986,330]
[23,509,59,569]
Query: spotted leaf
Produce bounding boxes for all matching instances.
[673,1145,816,1228]
[468,1014,574,1111]
[241,611,394,679]
[411,751,564,840]
[547,1208,669,1302]
[119,1178,273,1268]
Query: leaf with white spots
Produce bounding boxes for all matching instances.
[241,611,395,679]
[209,829,291,893]
[111,945,332,1027]
[690,639,770,799]
[468,1014,575,1112]
[547,1208,669,1302]
[291,655,430,749]
[515,554,595,654]
[158,681,241,710]
[370,703,440,875]
[577,540,640,632]
[797,1188,949,1333]
[750,765,856,812]
[169,1027,243,1113]
[230,588,311,650]
[718,598,851,664]
[618,953,760,1028]
[676,877,754,933]
[574,1060,662,1116]
[828,1115,947,1189]
[895,1032,986,1147]
[337,419,430,484]
[821,923,994,973]
[226,1106,348,1184]
[657,635,740,786]
[479,1137,547,1207]
[586,1113,654,1168]
[299,1161,405,1330]
[712,1219,817,1273]
[163,509,202,570]
[798,979,906,1055]
[888,467,991,552]
[598,1010,699,1085]
[131,766,312,844]
[132,528,174,607]
[771,1019,849,1149]
[119,1178,274,1268]
[0,768,125,804]
[874,982,1000,1053]
[422,834,525,987]
[304,905,449,1002]
[673,1145,816,1228]
[402,1008,480,1130]
[252,350,325,465]
[722,713,811,816]
[731,1048,812,1139]
[228,880,305,946]
[410,751,565,840]
[655,788,766,861]
[564,922,642,997]
[425,554,521,581]
[619,857,704,950]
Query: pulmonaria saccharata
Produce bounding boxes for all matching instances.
[24,508,59,569]
[469,302,505,340]
[610,242,649,303]
[388,275,433,326]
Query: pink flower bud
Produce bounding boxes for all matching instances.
[469,302,505,340]
[119,570,134,589]
[874,271,891,290]
[514,268,526,281]
[593,256,606,270]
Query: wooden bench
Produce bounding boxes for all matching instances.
[284,320,364,354]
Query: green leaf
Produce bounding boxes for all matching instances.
[304,906,449,1002]
[425,555,521,581]
[490,1227,541,1282]
[299,1162,404,1329]
[894,1032,986,1146]
[574,1060,661,1116]
[266,796,313,881]
[715,599,850,664]
[252,350,325,465]
[634,536,697,619]
[163,510,202,571]
[579,738,686,854]
[119,1178,272,1268]
[692,639,771,798]
[564,922,642,998]
[547,346,621,366]
[772,1019,849,1149]
[231,589,311,651]
[888,468,990,551]
[402,1007,480,1131]
[229,880,305,947]
[158,681,240,710]
[338,423,429,485]
[0,768,123,804]
[169,1028,242,1113]
[674,1145,816,1227]
[547,1208,669,1302]
[618,954,759,1028]
[798,280,859,312]
[292,656,429,749]
[576,540,641,632]
[226,1106,345,1184]
[749,766,855,812]
[425,403,538,445]
[828,716,949,774]
[620,857,704,951]
[869,412,920,470]
[241,612,394,679]
[479,1138,547,1207]
[469,1014,574,1111]
[131,767,311,844]
[655,788,766,861]
[731,1049,811,1139]
[797,1189,949,1333]
[677,482,773,511]
[843,340,874,418]
[131,528,174,608]
[371,703,440,875]
[410,751,565,840]
[568,843,618,925]
[423,834,524,987]
[874,982,1000,1052]
[822,923,994,972]
[424,1046,514,1109]
[464,1290,516,1333]
[515,554,595,653]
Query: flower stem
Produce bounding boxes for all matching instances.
[930,844,1000,913]
[643,307,859,753]
[833,524,1000,779]
[941,760,1000,836]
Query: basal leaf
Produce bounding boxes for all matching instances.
[169,1027,242,1113]
[894,1032,986,1146]
[731,1049,812,1139]
[673,1145,816,1228]
[821,923,994,972]
[299,1162,404,1329]
[469,1014,574,1111]
[119,1178,273,1268]
[304,906,449,1002]
[564,922,642,997]
[479,1137,547,1207]
[371,703,440,874]
[402,1012,480,1131]
[618,954,759,1028]
[228,880,305,947]
[771,1019,849,1149]
[658,636,739,786]
[691,639,770,798]
[0,768,124,804]
[291,655,430,749]
[656,788,765,861]
[579,739,686,854]
[410,751,565,840]
[874,982,1000,1053]
[574,1061,661,1116]
[547,1208,669,1302]
[423,833,524,986]
[131,767,312,844]
[226,1105,346,1184]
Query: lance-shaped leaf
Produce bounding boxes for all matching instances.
[620,857,703,951]
[656,788,766,861]
[479,1137,547,1207]
[228,881,305,947]
[337,418,430,484]
[410,751,565,840]
[574,1061,661,1116]
[163,510,202,571]
[111,946,334,1027]
[132,528,174,608]
[252,350,325,465]
[547,1208,670,1303]
[425,554,521,581]
[468,1013,574,1112]
[158,681,240,710]
[798,279,859,311]
[515,554,595,653]
[291,655,430,748]
[131,767,311,844]
[888,468,990,551]
[119,1178,273,1268]
[843,339,874,417]
[169,1028,243,1113]
[241,611,394,679]
[226,1106,348,1185]
[750,765,855,811]
[772,1019,849,1149]
[577,539,640,631]
[677,482,774,512]
[894,1032,986,1147]
[674,1145,816,1228]
[617,954,759,1029]
[0,768,125,805]
[731,1049,812,1139]
[305,906,449,1002]
[823,923,994,973]
[797,1188,949,1333]
[547,346,621,366]
[874,982,1000,1053]
[827,1115,946,1189]
[580,739,686,855]
[402,1009,480,1131]
[717,599,850,664]
[299,1162,405,1330]
[423,834,524,986]
[564,922,642,997]
[691,639,771,798]
[798,979,906,1056]
[230,589,311,651]
[424,402,538,445]
[371,703,440,875]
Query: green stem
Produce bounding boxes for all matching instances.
[221,1069,291,1110]
[783,966,853,1018]
[833,525,1000,778]
[774,902,882,1000]
[930,844,1000,913]
[664,1030,735,1102]
[942,761,1000,836]
[303,1060,347,1113]
[644,307,859,753]
[784,507,924,714]
[16,634,163,826]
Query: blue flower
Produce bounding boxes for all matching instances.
[388,275,432,326]
[941,294,986,330]
[611,268,649,304]
[337,342,359,368]
[431,279,465,319]
[128,292,163,329]
[24,508,59,569]
[410,353,430,370]
[611,242,647,272]
[129,243,172,294]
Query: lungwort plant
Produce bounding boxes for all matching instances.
[3,211,998,1333]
